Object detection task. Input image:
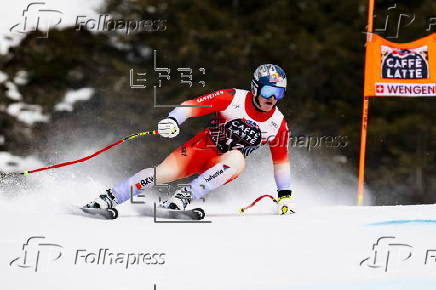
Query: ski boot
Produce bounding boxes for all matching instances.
[161,186,192,210]
[82,189,119,219]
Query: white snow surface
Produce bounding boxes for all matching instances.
[7,102,49,124]
[55,88,95,111]
[13,70,28,85]
[5,81,22,100]
[0,151,44,173]
[1,174,436,290]
[0,142,434,290]
[0,70,8,83]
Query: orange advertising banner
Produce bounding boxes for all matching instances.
[364,33,436,97]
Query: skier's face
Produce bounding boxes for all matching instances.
[256,95,278,111]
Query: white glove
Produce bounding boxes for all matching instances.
[158,117,180,138]
[277,190,295,215]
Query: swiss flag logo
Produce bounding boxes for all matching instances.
[135,183,142,190]
[376,84,384,94]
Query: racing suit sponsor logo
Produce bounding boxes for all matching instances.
[135,176,154,190]
[196,90,224,103]
[204,165,229,182]
[227,119,261,146]
[181,146,187,156]
[205,169,223,182]
[270,120,279,129]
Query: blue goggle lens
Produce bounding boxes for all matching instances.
[260,85,285,100]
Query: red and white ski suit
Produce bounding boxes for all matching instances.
[112,88,291,203]
[165,88,291,190]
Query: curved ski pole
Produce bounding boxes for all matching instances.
[14,129,159,176]
[239,194,277,213]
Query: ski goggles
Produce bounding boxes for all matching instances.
[260,85,285,100]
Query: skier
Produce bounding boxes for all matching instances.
[84,64,294,214]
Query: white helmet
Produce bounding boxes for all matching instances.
[251,64,287,100]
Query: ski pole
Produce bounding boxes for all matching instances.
[239,194,277,213]
[13,129,159,176]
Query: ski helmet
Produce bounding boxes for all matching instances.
[251,64,287,100]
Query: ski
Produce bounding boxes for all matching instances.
[77,205,204,220]
[135,204,206,220]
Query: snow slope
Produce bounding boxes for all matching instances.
[0,145,434,290]
[1,189,436,290]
